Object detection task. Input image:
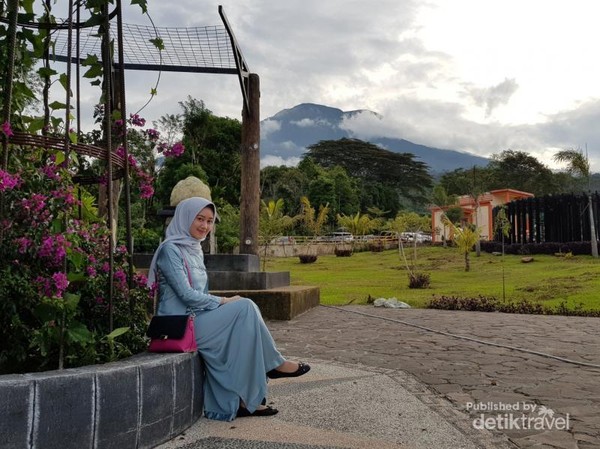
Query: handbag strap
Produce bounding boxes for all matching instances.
[178,249,196,318]
[153,246,194,315]
[178,247,193,288]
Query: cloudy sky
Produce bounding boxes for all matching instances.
[113,0,600,171]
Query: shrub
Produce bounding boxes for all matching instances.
[299,255,318,264]
[428,295,600,316]
[408,272,430,289]
[0,151,152,374]
[334,248,353,257]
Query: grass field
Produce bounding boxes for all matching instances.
[265,246,600,312]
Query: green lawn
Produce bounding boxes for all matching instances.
[265,246,600,311]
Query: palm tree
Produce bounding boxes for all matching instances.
[259,199,295,270]
[553,149,598,258]
[299,196,329,261]
[443,216,480,272]
[431,185,458,247]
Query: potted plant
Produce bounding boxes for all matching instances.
[298,196,329,263]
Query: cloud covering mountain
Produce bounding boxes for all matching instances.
[260,103,489,173]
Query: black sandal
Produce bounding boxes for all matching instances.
[267,362,311,379]
[237,405,278,417]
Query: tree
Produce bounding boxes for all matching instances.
[305,138,433,209]
[261,165,308,217]
[154,98,242,207]
[494,205,511,301]
[259,199,295,269]
[336,212,377,250]
[554,149,598,258]
[443,218,480,272]
[488,150,559,195]
[299,196,329,259]
[431,184,457,247]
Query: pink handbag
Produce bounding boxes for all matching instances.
[147,314,197,353]
[147,248,197,353]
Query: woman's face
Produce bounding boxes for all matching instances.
[189,206,215,240]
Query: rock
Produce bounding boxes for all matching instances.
[521,257,534,263]
[170,176,212,206]
[492,252,502,256]
[373,297,411,309]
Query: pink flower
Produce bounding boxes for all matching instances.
[15,237,32,254]
[139,182,154,199]
[52,272,69,295]
[114,269,126,283]
[2,121,14,137]
[145,128,159,140]
[0,169,21,191]
[86,266,97,278]
[130,114,146,127]
[41,164,61,181]
[164,142,185,158]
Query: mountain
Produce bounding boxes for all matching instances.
[260,103,488,173]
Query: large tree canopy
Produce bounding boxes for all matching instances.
[305,138,433,206]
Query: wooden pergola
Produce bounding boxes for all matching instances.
[6,4,261,256]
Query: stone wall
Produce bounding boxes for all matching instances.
[0,352,203,449]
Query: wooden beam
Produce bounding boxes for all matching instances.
[239,73,260,255]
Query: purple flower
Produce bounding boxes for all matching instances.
[15,237,32,254]
[139,182,154,199]
[86,266,97,278]
[2,121,14,137]
[145,128,159,140]
[0,169,21,191]
[52,272,69,295]
[164,142,185,158]
[130,114,146,127]
[41,164,61,181]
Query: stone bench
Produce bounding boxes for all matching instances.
[211,285,320,320]
[0,352,203,449]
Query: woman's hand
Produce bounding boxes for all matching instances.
[220,295,242,305]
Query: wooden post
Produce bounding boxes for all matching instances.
[239,73,260,255]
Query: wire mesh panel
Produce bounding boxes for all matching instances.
[52,22,238,73]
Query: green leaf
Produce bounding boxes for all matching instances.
[51,217,64,233]
[131,0,148,14]
[69,131,78,144]
[63,292,81,312]
[149,37,164,51]
[37,67,57,78]
[106,327,130,340]
[21,0,35,14]
[54,150,66,166]
[14,81,36,100]
[59,73,72,96]
[67,272,86,283]
[90,79,101,86]
[150,87,157,96]
[49,101,68,110]
[34,303,59,322]
[81,54,99,66]
[66,322,93,344]
[83,64,103,79]
[50,116,63,129]
[27,117,46,133]
[111,110,122,121]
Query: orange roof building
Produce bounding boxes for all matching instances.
[430,189,534,243]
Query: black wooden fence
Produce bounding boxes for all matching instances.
[492,193,600,245]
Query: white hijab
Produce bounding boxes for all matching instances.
[146,196,216,288]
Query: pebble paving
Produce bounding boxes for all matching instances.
[267,306,600,449]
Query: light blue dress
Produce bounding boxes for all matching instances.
[155,241,285,421]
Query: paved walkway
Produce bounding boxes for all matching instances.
[158,306,600,449]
